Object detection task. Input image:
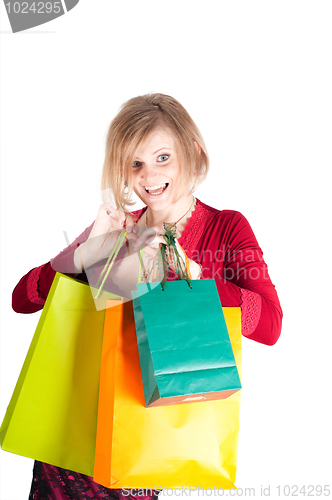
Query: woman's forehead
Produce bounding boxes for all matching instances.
[136,125,177,155]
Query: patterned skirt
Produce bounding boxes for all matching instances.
[29,462,160,500]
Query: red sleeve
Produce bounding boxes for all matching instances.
[12,223,94,314]
[198,211,282,346]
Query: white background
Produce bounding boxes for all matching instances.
[1,1,331,499]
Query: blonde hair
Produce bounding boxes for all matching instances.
[101,93,209,210]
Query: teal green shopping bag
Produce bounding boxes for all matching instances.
[0,272,120,475]
[132,279,241,407]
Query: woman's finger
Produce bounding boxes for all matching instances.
[125,215,138,234]
[108,209,125,228]
[133,227,159,249]
[117,208,126,226]
[100,203,116,216]
[99,204,126,227]
[147,233,165,247]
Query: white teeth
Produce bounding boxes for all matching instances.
[144,183,166,192]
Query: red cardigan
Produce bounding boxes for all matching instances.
[12,199,282,346]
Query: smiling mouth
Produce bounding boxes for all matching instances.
[144,183,169,195]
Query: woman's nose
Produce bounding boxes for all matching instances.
[141,162,159,182]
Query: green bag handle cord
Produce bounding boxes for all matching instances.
[138,247,162,284]
[159,243,169,290]
[160,223,192,291]
[138,247,144,284]
[123,224,192,290]
[94,229,127,299]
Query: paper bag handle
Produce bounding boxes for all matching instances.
[94,230,127,299]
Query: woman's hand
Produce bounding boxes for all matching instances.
[74,204,201,287]
[173,239,201,280]
[132,229,202,280]
[73,204,138,272]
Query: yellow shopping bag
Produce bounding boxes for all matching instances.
[94,300,242,489]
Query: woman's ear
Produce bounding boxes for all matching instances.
[194,141,201,154]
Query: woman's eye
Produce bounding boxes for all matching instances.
[157,154,170,162]
[133,161,142,168]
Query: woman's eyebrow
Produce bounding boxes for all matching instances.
[152,147,172,154]
[134,147,172,160]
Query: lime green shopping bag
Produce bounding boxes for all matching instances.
[0,272,119,476]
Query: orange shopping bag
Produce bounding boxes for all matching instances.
[94,300,242,490]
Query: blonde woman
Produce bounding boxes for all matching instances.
[13,93,282,499]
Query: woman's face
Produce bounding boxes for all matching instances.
[131,126,182,211]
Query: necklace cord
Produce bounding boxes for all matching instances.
[145,196,196,232]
